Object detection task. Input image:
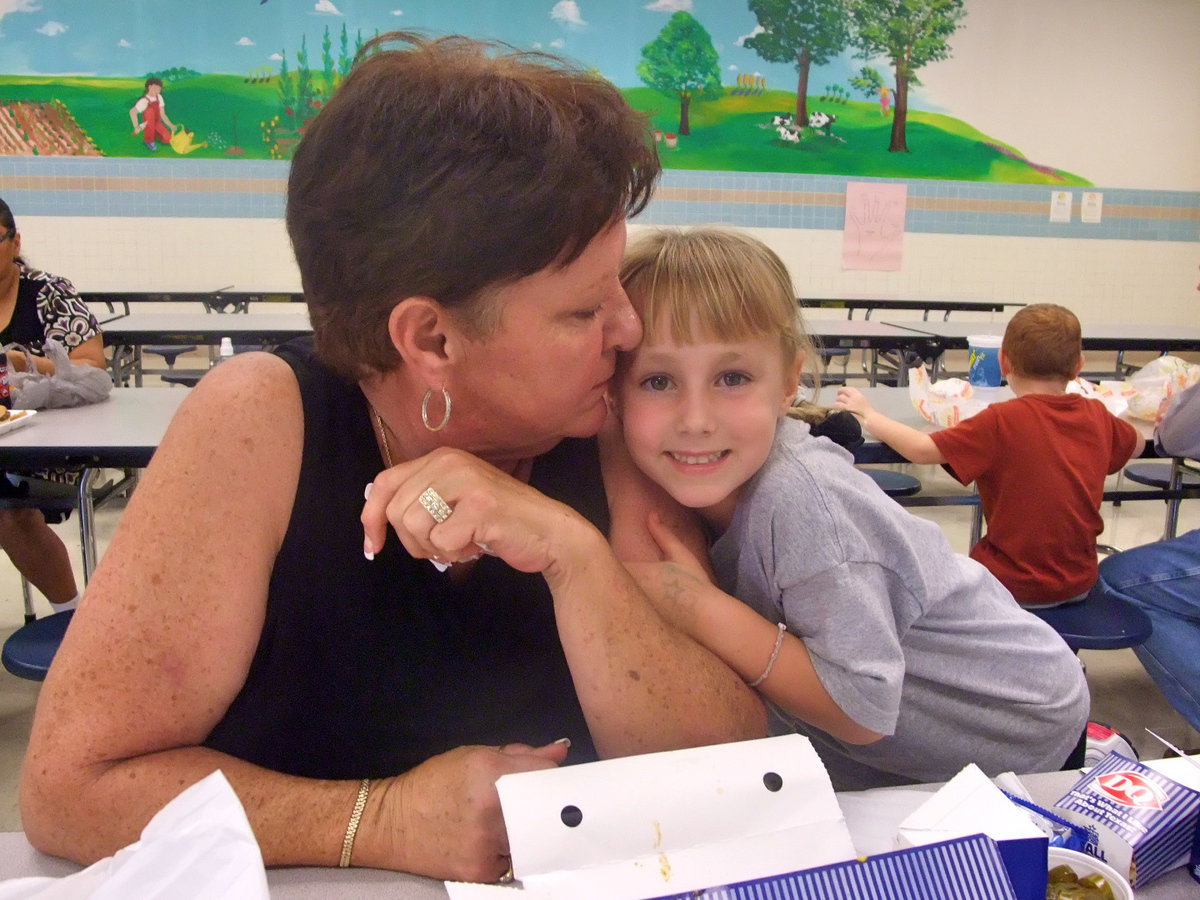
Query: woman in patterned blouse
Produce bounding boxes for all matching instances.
[0,197,107,611]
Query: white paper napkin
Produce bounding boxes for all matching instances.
[0,771,268,900]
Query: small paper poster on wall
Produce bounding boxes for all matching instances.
[842,182,907,271]
[1049,190,1073,222]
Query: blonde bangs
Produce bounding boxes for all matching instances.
[621,228,804,359]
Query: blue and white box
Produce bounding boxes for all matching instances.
[654,833,1018,900]
[1053,752,1200,888]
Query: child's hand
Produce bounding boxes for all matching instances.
[834,386,872,418]
[623,513,715,635]
[645,512,710,583]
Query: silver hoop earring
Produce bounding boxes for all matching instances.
[421,387,452,432]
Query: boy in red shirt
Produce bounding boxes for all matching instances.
[836,304,1141,606]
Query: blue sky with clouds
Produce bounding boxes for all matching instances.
[0,0,887,100]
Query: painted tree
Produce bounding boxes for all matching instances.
[295,34,316,126]
[321,25,336,96]
[277,50,296,118]
[637,11,721,136]
[848,65,885,98]
[338,23,353,77]
[744,0,851,128]
[849,0,966,152]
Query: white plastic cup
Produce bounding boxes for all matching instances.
[1046,847,1132,900]
[967,334,1003,387]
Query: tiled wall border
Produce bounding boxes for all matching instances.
[1,157,1196,242]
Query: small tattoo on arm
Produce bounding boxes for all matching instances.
[661,569,698,614]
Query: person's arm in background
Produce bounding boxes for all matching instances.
[7,278,109,374]
[1108,413,1142,472]
[834,386,947,464]
[1157,380,1200,459]
[6,334,105,376]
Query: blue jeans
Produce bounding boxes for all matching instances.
[1095,528,1200,731]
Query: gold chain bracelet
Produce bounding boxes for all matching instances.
[339,778,373,868]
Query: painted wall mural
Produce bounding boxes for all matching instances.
[0,0,1093,185]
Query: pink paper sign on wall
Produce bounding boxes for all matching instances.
[842,182,908,271]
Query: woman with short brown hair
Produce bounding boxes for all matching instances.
[21,33,763,883]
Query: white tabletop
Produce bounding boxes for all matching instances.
[806,318,935,349]
[0,766,1194,897]
[881,320,1200,353]
[0,388,187,468]
[101,312,312,344]
[847,384,1155,453]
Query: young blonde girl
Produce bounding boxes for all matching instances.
[614,227,1089,790]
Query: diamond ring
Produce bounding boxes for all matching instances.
[418,487,453,524]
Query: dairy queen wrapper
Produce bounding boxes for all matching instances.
[1051,752,1200,888]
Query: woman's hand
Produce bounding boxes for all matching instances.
[357,741,569,881]
[361,446,591,578]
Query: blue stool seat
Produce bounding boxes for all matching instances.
[1124,461,1200,490]
[1026,592,1151,652]
[864,468,922,498]
[160,372,204,388]
[2,610,75,681]
[142,344,197,368]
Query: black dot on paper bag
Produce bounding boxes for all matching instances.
[762,772,783,792]
[560,804,583,827]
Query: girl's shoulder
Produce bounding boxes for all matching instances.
[746,419,862,511]
[763,418,908,522]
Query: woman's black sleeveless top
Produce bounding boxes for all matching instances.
[204,338,606,777]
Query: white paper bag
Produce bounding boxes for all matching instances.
[447,734,856,900]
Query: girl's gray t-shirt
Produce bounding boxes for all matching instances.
[710,417,1089,791]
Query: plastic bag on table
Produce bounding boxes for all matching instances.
[907,364,988,426]
[6,340,113,410]
[1124,355,1200,421]
[1067,377,1132,418]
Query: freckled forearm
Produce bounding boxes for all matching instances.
[550,539,763,753]
[652,574,781,682]
[646,577,881,745]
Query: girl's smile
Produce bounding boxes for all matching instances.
[618,327,802,531]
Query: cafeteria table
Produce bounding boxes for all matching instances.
[805,319,940,386]
[101,311,312,347]
[100,309,312,385]
[840,384,1200,543]
[0,388,187,471]
[86,290,304,318]
[0,388,188,577]
[886,320,1200,355]
[847,384,1159,465]
[803,297,1021,321]
[884,320,1200,379]
[1,761,1195,897]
